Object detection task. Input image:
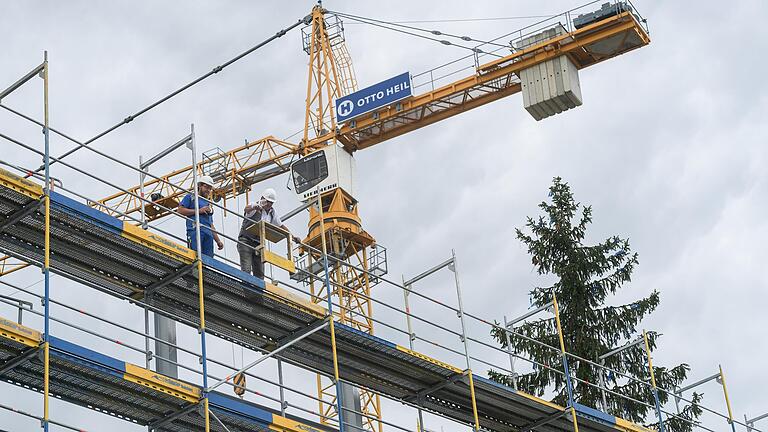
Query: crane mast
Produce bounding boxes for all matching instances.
[300,6,383,432]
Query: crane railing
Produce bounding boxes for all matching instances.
[306,8,649,153]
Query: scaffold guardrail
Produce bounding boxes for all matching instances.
[0,21,758,432]
[0,122,757,432]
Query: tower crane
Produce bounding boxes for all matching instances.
[84,3,650,431]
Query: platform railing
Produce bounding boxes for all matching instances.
[286,233,754,432]
[2,131,757,432]
[0,46,759,432]
[411,0,649,95]
[0,138,503,431]
[0,275,497,432]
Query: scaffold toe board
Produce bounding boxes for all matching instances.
[0,169,651,432]
[0,316,332,432]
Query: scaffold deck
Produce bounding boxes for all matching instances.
[0,168,650,432]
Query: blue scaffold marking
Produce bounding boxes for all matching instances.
[209,392,273,424]
[335,322,396,349]
[573,402,617,425]
[201,254,265,291]
[50,191,123,234]
[49,336,125,378]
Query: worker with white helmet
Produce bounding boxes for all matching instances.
[237,188,300,279]
[177,175,224,257]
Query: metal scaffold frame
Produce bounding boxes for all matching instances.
[0,137,760,432]
[0,4,758,432]
[0,50,54,431]
[0,106,759,431]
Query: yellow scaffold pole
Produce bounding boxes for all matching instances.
[719,364,737,432]
[552,292,579,432]
[198,257,210,431]
[451,249,480,431]
[43,339,49,427]
[42,50,51,432]
[317,187,345,432]
[203,395,210,432]
[643,330,666,432]
[467,370,481,430]
[187,124,211,432]
[43,191,50,427]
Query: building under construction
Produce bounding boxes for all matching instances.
[0,2,764,432]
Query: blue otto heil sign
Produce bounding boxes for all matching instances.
[335,72,412,123]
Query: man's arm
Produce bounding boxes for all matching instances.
[212,224,224,250]
[178,196,212,217]
[243,203,263,224]
[271,213,300,244]
[177,205,195,216]
[280,224,302,244]
[244,203,262,213]
[178,206,212,216]
[177,195,194,216]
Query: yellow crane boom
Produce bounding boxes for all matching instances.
[94,136,297,220]
[325,11,648,152]
[92,9,648,222]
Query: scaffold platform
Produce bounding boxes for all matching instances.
[0,168,651,432]
[0,315,332,432]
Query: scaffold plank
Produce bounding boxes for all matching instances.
[0,316,41,347]
[0,167,43,199]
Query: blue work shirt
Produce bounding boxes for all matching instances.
[180,193,213,235]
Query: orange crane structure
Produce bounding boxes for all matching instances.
[87,4,650,431]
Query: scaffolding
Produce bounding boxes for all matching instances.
[0,125,759,431]
[0,4,760,432]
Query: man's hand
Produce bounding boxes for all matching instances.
[292,235,302,245]
[199,206,213,215]
[216,238,224,250]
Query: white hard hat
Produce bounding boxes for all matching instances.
[262,188,277,203]
[198,175,215,187]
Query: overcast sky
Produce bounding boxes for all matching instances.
[1,1,767,431]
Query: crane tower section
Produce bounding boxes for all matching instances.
[298,7,385,432]
[291,145,355,203]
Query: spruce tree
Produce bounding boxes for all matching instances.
[489,177,701,432]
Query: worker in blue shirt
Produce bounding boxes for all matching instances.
[177,175,224,257]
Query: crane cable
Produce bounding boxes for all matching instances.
[327,10,507,57]
[25,14,312,177]
[332,0,605,84]
[385,15,560,24]
[327,10,524,91]
[333,0,604,52]
[332,10,511,50]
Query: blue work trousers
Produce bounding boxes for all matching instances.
[187,230,214,257]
